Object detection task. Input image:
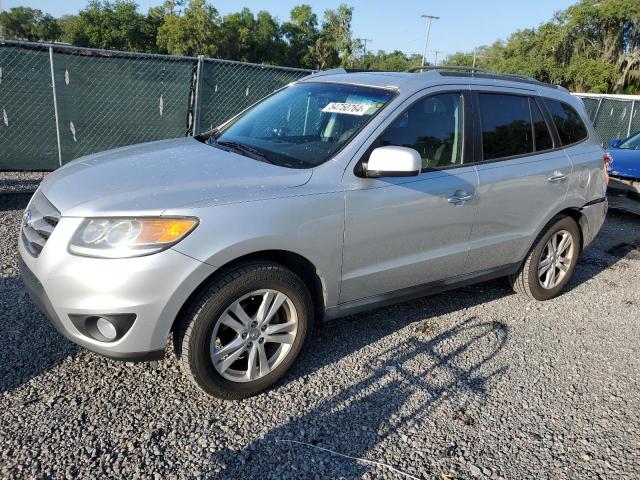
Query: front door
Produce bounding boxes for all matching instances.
[340,90,478,303]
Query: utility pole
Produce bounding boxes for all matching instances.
[472,49,477,68]
[421,14,439,66]
[357,38,373,56]
[433,50,444,67]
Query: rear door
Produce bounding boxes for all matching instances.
[464,87,573,274]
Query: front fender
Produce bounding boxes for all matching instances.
[169,192,345,308]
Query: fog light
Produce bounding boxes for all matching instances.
[96,317,117,341]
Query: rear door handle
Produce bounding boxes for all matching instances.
[447,191,474,204]
[548,174,568,183]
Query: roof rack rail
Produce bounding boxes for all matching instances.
[407,65,561,89]
[302,67,346,79]
[407,65,492,74]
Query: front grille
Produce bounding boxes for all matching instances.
[21,191,61,257]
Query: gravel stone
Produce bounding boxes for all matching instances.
[1,181,640,478]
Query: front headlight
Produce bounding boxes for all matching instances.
[69,217,199,258]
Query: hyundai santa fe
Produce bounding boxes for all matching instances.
[19,66,608,399]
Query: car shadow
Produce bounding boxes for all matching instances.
[0,191,78,395]
[0,192,33,212]
[203,211,637,478]
[208,315,509,478]
[0,275,78,395]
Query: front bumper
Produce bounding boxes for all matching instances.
[18,216,216,361]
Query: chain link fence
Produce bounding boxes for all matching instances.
[574,93,640,146]
[6,41,636,172]
[0,40,312,171]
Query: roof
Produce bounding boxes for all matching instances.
[300,67,565,95]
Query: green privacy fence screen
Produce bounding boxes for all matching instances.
[574,93,640,145]
[0,40,312,171]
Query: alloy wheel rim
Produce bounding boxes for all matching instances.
[210,289,298,382]
[538,229,574,290]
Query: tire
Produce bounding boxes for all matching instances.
[509,215,581,301]
[174,262,313,400]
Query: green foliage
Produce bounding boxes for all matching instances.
[0,7,62,42]
[156,0,219,56]
[281,5,318,68]
[448,0,640,93]
[352,50,422,71]
[62,0,152,52]
[320,4,353,67]
[215,8,286,64]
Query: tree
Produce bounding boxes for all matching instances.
[353,50,422,71]
[63,1,152,52]
[34,14,63,42]
[156,0,219,56]
[449,0,640,93]
[216,8,286,64]
[282,5,319,68]
[0,7,62,42]
[318,4,354,68]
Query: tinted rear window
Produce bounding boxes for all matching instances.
[544,99,588,146]
[479,94,533,160]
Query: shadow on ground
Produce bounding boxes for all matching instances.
[212,316,509,478]
[0,276,78,395]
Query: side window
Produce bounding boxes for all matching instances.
[479,94,532,160]
[530,99,554,151]
[377,92,464,169]
[544,99,588,146]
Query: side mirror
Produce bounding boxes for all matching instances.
[610,139,623,148]
[364,146,421,178]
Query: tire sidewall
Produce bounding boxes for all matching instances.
[184,265,312,399]
[526,217,580,301]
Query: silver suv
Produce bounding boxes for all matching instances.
[19,67,608,399]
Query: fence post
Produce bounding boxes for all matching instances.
[192,55,204,135]
[49,46,63,167]
[592,97,603,123]
[628,100,636,137]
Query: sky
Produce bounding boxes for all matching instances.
[2,0,577,63]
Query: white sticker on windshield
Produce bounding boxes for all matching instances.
[322,102,372,116]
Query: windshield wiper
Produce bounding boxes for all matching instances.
[215,140,275,164]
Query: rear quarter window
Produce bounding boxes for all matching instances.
[544,99,588,146]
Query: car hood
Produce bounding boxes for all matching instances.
[39,138,313,216]
[608,148,640,180]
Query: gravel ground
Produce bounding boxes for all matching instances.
[1,189,639,480]
[0,171,48,194]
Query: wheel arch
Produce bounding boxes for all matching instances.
[171,249,328,334]
[520,207,585,264]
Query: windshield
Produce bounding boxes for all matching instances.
[619,132,640,150]
[206,82,395,168]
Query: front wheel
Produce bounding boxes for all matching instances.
[174,262,313,400]
[510,215,581,301]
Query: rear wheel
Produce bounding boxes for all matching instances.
[174,262,313,400]
[510,215,580,301]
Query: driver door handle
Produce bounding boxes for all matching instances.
[548,174,568,183]
[447,191,474,205]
